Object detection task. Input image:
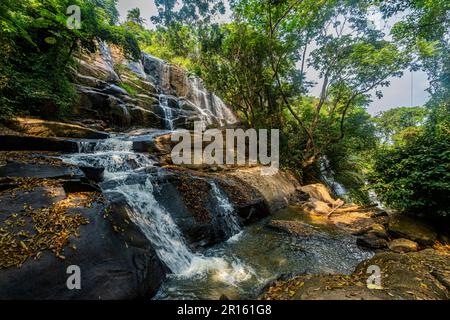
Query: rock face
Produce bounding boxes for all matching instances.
[261,248,450,300]
[388,213,438,246]
[389,238,419,253]
[72,43,237,130]
[0,180,167,300]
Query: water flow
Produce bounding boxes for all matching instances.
[319,157,348,198]
[63,136,254,282]
[64,137,194,273]
[159,95,175,130]
[210,181,241,236]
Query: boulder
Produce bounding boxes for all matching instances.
[356,233,388,250]
[388,238,419,253]
[229,167,301,213]
[0,186,167,299]
[299,184,336,205]
[388,213,438,246]
[153,169,269,249]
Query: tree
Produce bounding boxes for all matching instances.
[151,0,225,28]
[374,106,428,145]
[127,8,145,26]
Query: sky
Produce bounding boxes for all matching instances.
[116,0,430,116]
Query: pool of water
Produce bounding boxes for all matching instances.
[155,206,373,300]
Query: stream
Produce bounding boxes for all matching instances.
[61,131,373,300]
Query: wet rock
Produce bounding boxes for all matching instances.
[357,233,388,250]
[389,238,419,253]
[0,161,83,179]
[8,117,109,139]
[0,187,167,299]
[388,213,438,246]
[266,220,320,237]
[0,135,78,153]
[153,169,269,249]
[62,180,101,194]
[79,166,105,183]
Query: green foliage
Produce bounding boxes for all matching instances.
[0,0,140,121]
[369,133,450,218]
[374,106,428,145]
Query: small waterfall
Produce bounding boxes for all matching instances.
[111,178,195,273]
[210,181,241,236]
[159,95,175,130]
[319,157,348,198]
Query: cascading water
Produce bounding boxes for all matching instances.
[319,157,348,199]
[142,53,237,128]
[62,135,255,281]
[209,181,241,236]
[159,95,175,130]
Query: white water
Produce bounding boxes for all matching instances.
[159,95,175,130]
[210,181,241,236]
[319,157,348,199]
[62,135,254,283]
[142,53,237,128]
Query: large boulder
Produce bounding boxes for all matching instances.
[0,182,167,299]
[153,168,269,249]
[229,167,301,213]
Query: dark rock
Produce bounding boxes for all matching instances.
[0,161,84,179]
[356,233,388,250]
[266,220,320,237]
[0,189,167,300]
[62,180,101,194]
[0,135,78,153]
[153,171,269,249]
[80,166,105,183]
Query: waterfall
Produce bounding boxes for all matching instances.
[141,53,237,128]
[209,181,241,236]
[62,136,253,282]
[159,95,175,130]
[64,136,195,273]
[319,157,348,199]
